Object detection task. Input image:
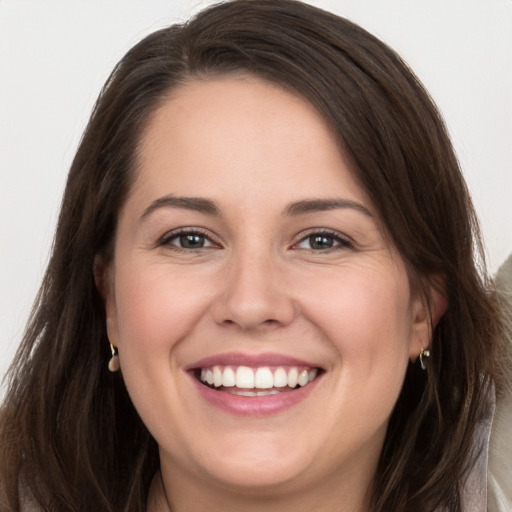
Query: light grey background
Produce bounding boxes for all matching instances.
[1,0,511,397]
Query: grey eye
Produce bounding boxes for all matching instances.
[178,233,207,249]
[307,234,335,250]
[162,231,215,249]
[295,231,352,251]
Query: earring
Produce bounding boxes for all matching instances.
[419,347,430,371]
[108,343,120,372]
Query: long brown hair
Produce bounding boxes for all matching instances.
[0,1,505,510]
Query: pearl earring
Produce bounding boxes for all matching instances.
[108,343,120,372]
[419,347,430,371]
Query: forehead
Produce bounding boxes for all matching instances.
[132,75,371,210]
[122,75,378,226]
[140,76,338,165]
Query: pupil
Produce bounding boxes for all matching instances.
[180,234,204,248]
[310,235,333,249]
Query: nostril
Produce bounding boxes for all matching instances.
[221,318,281,329]
[211,282,298,329]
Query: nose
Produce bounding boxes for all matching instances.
[211,247,297,331]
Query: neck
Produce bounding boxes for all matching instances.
[147,472,171,512]
[147,463,374,512]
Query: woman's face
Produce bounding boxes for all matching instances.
[103,76,429,499]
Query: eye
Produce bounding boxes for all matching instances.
[295,231,352,251]
[160,229,217,250]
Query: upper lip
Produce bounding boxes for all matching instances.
[185,352,323,371]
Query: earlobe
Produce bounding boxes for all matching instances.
[409,279,448,361]
[93,254,119,349]
[408,294,431,361]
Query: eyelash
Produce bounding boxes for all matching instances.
[158,227,218,250]
[293,229,353,252]
[158,228,353,252]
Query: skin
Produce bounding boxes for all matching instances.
[99,76,432,512]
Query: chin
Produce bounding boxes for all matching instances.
[188,433,317,491]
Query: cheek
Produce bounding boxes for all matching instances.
[112,261,211,361]
[109,262,213,440]
[300,266,412,404]
[304,267,411,350]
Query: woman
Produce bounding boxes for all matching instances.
[0,1,509,510]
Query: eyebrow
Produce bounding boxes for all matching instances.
[140,195,372,220]
[283,198,373,217]
[140,195,220,220]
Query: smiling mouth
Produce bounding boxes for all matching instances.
[195,365,321,396]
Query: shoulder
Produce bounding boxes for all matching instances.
[488,254,512,512]
[17,479,42,512]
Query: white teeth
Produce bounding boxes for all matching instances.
[228,389,283,397]
[199,365,320,391]
[254,367,273,389]
[235,390,258,397]
[287,368,299,388]
[273,367,287,388]
[222,366,236,387]
[235,366,255,389]
[259,389,281,396]
[213,366,223,387]
[298,369,309,387]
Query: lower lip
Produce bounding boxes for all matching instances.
[190,374,321,417]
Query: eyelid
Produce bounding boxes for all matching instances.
[158,226,221,249]
[291,228,354,251]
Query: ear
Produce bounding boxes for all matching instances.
[409,279,448,361]
[431,285,448,327]
[93,253,109,301]
[93,254,119,348]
